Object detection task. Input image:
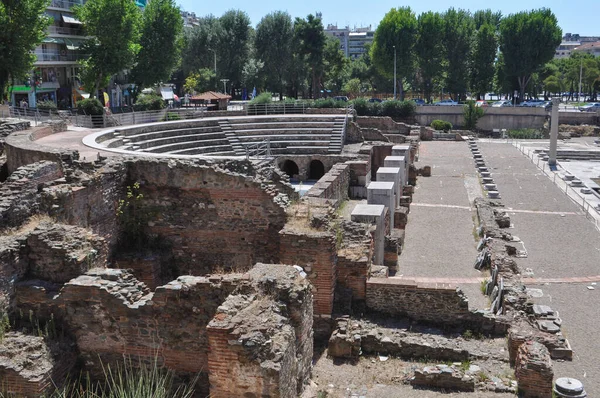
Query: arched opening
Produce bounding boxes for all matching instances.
[308,160,325,180]
[281,160,299,180]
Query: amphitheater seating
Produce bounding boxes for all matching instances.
[94,114,346,157]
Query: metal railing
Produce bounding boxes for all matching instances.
[512,140,600,232]
[244,139,272,160]
[245,102,308,115]
[47,25,85,36]
[72,108,209,128]
[48,0,85,10]
[4,107,62,126]
[33,51,88,63]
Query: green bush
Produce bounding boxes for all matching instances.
[352,98,370,116]
[162,112,181,121]
[250,92,273,104]
[77,98,104,115]
[463,100,485,130]
[367,101,382,116]
[431,119,453,131]
[382,100,416,118]
[134,93,165,111]
[313,98,347,108]
[507,129,544,139]
[36,100,57,111]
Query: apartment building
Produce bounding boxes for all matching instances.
[10,0,148,109]
[324,24,374,59]
[555,33,600,59]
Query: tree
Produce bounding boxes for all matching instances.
[131,0,183,91]
[415,11,444,103]
[0,0,50,100]
[242,58,265,92]
[442,8,474,101]
[470,23,497,99]
[371,7,417,101]
[75,0,141,97]
[499,9,562,102]
[181,16,221,78]
[217,10,252,96]
[255,11,293,100]
[473,9,502,30]
[323,37,349,95]
[183,68,215,94]
[294,14,326,99]
[543,75,562,95]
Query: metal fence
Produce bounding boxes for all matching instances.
[2,107,64,126]
[245,102,309,115]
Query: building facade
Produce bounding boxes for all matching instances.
[324,24,374,59]
[555,33,600,59]
[10,0,88,109]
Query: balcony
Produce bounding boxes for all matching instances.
[48,0,85,10]
[47,25,85,37]
[34,50,88,63]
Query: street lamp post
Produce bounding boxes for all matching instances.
[393,45,397,100]
[220,79,230,95]
[210,49,217,91]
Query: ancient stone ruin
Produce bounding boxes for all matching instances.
[0,113,586,397]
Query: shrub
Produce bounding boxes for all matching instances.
[507,128,544,139]
[162,112,181,121]
[36,100,57,111]
[352,97,370,116]
[134,93,165,111]
[431,119,452,131]
[313,98,347,108]
[250,92,273,104]
[382,100,416,118]
[368,101,382,116]
[76,98,104,115]
[463,100,485,130]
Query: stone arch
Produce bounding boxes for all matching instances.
[281,159,299,179]
[308,159,325,180]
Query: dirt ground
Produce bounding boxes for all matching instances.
[302,346,516,398]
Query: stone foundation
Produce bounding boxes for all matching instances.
[515,341,553,398]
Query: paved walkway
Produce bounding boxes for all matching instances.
[393,275,600,285]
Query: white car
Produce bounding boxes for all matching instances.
[433,99,459,106]
[491,100,512,107]
[579,103,600,112]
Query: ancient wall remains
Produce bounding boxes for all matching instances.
[305,163,349,201]
[366,278,471,325]
[515,341,553,398]
[126,159,288,274]
[356,117,412,135]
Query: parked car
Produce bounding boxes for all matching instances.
[433,99,459,106]
[333,96,349,102]
[491,100,512,107]
[579,103,600,112]
[475,100,489,107]
[540,101,553,110]
[519,100,545,107]
[411,98,425,105]
[368,98,383,103]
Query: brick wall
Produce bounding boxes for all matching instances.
[305,163,349,201]
[366,278,471,325]
[370,144,394,181]
[127,159,287,274]
[515,341,553,398]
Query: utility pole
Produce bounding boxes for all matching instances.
[393,45,397,100]
[578,59,583,103]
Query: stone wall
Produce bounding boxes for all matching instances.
[356,117,412,135]
[4,129,78,174]
[515,341,553,398]
[0,161,63,228]
[276,154,358,182]
[305,163,349,201]
[126,159,288,274]
[207,264,313,398]
[366,278,471,325]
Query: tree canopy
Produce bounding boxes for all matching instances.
[75,0,141,97]
[0,0,50,100]
[294,14,326,99]
[415,11,444,103]
[371,7,417,100]
[131,0,183,91]
[255,11,293,100]
[442,8,474,101]
[499,8,562,101]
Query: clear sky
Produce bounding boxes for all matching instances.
[176,0,599,37]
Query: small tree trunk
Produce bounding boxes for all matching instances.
[399,80,405,101]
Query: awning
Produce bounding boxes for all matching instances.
[62,15,82,25]
[42,37,65,44]
[160,87,174,100]
[65,38,84,50]
[75,88,90,99]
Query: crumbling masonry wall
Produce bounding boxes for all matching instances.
[126,159,288,274]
